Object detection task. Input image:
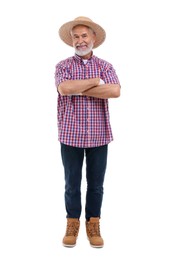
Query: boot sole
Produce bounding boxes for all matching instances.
[87,237,104,248]
[90,244,104,248]
[62,243,76,248]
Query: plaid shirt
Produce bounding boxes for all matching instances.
[55,53,120,148]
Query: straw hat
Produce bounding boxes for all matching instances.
[59,16,106,48]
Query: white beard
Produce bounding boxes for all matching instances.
[75,41,93,57]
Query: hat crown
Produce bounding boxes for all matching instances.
[74,16,93,23]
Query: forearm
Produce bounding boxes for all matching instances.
[58,78,100,96]
[82,84,121,99]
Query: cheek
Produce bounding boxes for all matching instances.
[72,41,77,47]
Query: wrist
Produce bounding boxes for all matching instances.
[97,78,100,85]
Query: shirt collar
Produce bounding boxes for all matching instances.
[74,52,94,63]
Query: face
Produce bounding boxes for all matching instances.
[70,25,96,59]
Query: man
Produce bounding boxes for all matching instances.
[55,16,121,248]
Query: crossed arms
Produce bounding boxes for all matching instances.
[57,78,120,99]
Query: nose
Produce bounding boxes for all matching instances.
[77,36,84,44]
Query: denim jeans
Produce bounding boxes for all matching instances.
[60,143,108,220]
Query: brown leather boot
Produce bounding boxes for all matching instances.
[86,217,104,248]
[62,218,80,247]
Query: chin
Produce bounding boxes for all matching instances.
[76,46,93,56]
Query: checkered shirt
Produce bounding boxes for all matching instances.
[55,54,120,148]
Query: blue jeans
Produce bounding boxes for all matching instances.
[60,143,108,220]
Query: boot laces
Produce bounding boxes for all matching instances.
[88,222,101,237]
[66,222,79,236]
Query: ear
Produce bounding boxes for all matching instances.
[92,32,96,44]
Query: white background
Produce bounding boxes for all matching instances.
[0,0,170,259]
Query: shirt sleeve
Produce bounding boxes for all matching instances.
[101,63,120,85]
[54,61,72,87]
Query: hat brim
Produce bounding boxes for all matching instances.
[59,20,106,48]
